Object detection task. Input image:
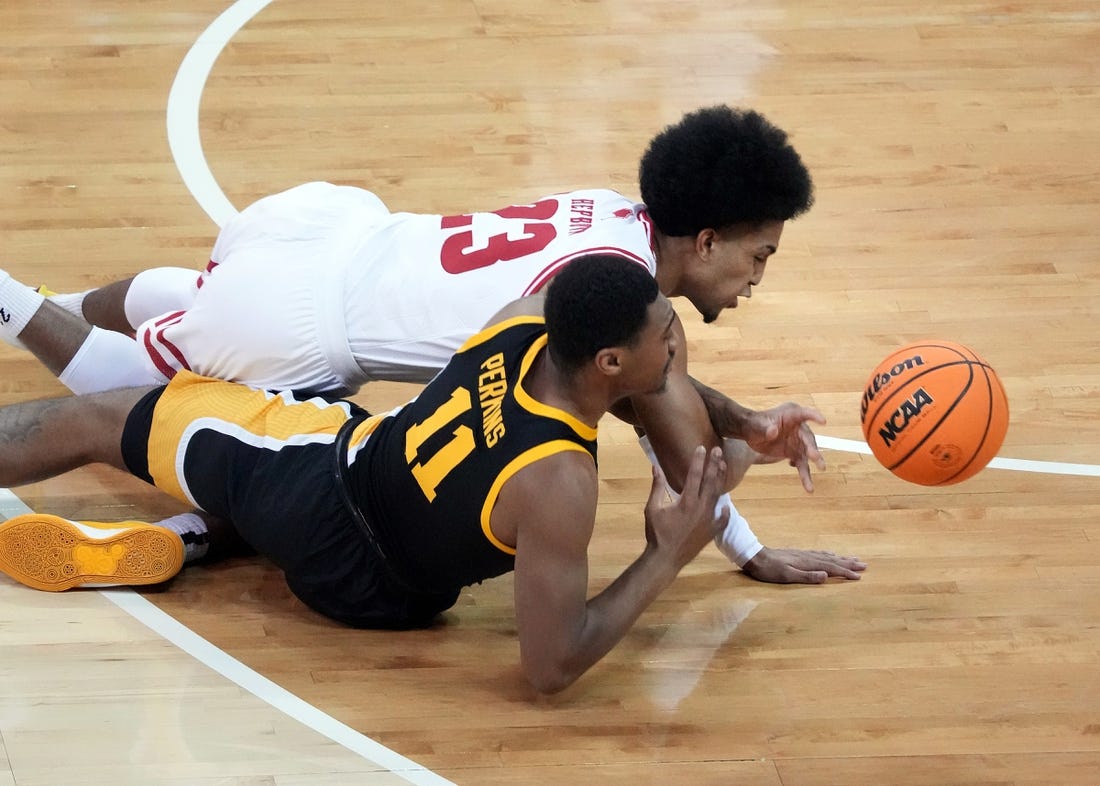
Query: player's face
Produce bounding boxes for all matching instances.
[684,221,784,323]
[622,295,678,395]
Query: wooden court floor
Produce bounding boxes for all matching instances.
[1,1,1098,784]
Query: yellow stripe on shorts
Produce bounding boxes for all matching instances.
[147,371,359,506]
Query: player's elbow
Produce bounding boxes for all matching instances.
[525,668,577,695]
[522,655,583,695]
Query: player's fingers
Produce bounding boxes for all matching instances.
[680,445,708,501]
[787,568,828,585]
[807,550,867,565]
[796,458,815,493]
[801,552,867,577]
[646,463,670,509]
[828,565,863,580]
[701,446,727,505]
[799,427,827,469]
[798,405,828,426]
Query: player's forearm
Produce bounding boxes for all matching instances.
[638,431,755,498]
[530,547,679,694]
[689,377,757,439]
[630,377,721,493]
[719,437,760,487]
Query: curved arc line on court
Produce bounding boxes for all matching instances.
[162,2,453,784]
[165,0,266,227]
[0,490,451,786]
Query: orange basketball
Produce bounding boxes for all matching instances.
[859,340,1009,486]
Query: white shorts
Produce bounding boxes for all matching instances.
[136,183,390,393]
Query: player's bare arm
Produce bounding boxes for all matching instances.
[621,313,812,492]
[504,446,728,694]
[622,314,733,491]
[619,315,866,585]
[689,376,827,493]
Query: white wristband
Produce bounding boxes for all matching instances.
[637,435,764,567]
[712,496,763,567]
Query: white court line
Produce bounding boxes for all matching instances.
[119,0,452,781]
[817,436,1100,477]
[0,489,453,786]
[165,0,271,227]
[100,590,454,785]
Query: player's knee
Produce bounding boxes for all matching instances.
[77,388,157,466]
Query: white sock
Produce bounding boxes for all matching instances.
[46,290,90,319]
[0,271,45,349]
[637,435,763,567]
[156,513,210,562]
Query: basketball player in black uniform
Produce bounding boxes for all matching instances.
[0,256,730,693]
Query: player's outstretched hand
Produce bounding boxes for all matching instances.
[742,546,867,584]
[738,403,827,492]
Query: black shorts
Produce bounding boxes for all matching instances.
[121,372,459,628]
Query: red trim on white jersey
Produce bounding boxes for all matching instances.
[195,260,219,290]
[637,208,655,247]
[521,246,654,296]
[141,310,191,379]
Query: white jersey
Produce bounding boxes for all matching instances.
[137,182,658,392]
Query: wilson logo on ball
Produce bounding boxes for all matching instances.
[859,340,1009,486]
[860,353,926,419]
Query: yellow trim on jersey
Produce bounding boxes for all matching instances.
[147,371,356,505]
[479,440,595,555]
[513,335,598,441]
[350,413,387,442]
[456,315,545,354]
[342,411,390,464]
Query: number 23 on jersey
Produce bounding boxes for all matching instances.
[439,199,559,274]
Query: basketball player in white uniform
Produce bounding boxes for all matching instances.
[135,183,660,393]
[0,106,867,585]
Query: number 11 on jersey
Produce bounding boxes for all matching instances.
[404,387,477,501]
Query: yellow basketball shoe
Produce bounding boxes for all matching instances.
[35,285,57,297]
[0,514,184,591]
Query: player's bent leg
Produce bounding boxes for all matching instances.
[67,268,199,333]
[119,267,200,330]
[78,276,137,333]
[0,514,184,591]
[0,386,156,487]
[155,510,255,564]
[15,299,93,376]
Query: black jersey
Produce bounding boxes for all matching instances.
[346,317,599,593]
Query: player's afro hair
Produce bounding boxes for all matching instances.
[639,106,814,237]
[545,255,659,374]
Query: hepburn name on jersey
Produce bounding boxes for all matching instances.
[569,198,594,235]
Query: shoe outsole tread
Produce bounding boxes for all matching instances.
[0,514,184,591]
